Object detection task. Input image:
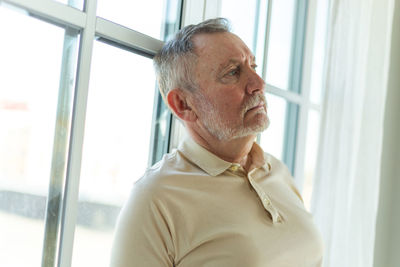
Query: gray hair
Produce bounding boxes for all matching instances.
[153,18,231,99]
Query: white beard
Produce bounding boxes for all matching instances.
[192,92,270,141]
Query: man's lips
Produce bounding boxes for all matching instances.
[247,102,266,112]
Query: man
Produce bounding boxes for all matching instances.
[111,18,323,266]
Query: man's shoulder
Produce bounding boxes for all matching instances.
[124,148,202,214]
[134,148,196,191]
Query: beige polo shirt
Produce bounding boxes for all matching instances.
[111,138,324,267]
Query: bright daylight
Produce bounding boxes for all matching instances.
[0,0,399,267]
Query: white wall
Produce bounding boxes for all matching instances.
[374,1,400,266]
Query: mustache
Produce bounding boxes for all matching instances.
[242,94,267,113]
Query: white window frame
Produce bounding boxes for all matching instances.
[0,0,322,265]
[1,0,167,266]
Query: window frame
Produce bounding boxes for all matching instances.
[0,0,322,265]
[260,0,323,192]
[1,0,169,266]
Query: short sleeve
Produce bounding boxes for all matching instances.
[110,181,175,267]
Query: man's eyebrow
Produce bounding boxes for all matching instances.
[219,56,257,71]
[217,59,239,74]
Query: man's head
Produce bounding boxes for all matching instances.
[153,18,269,141]
[153,18,230,97]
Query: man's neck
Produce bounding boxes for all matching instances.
[187,128,256,168]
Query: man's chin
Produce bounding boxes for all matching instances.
[247,115,270,133]
[248,122,270,136]
[205,116,270,141]
[230,120,270,140]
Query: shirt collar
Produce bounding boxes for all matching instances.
[248,142,271,173]
[178,137,271,176]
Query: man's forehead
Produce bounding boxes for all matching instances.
[193,32,255,62]
[223,56,256,66]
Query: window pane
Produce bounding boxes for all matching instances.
[302,110,321,211]
[220,0,258,52]
[266,0,296,90]
[0,6,68,267]
[97,0,181,40]
[220,0,268,76]
[72,41,157,266]
[53,0,84,10]
[259,94,287,160]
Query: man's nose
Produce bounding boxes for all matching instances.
[245,69,266,95]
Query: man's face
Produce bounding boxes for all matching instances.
[189,32,269,141]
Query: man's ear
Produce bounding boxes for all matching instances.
[167,89,197,122]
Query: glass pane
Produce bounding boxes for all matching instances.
[0,6,68,267]
[72,41,157,267]
[220,0,268,76]
[149,93,172,164]
[302,110,321,211]
[97,0,181,40]
[310,0,329,104]
[259,94,287,160]
[53,0,84,10]
[266,0,296,90]
[220,0,258,53]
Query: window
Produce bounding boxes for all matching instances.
[0,4,79,267]
[72,41,157,266]
[0,0,181,266]
[0,0,323,265]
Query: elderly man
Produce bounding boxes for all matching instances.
[111,18,323,266]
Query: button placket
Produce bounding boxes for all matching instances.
[248,170,283,224]
[228,164,246,177]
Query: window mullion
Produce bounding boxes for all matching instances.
[181,0,206,25]
[2,0,86,29]
[282,0,308,176]
[261,0,273,81]
[288,0,308,95]
[57,0,98,267]
[293,0,319,190]
[265,84,303,104]
[203,0,221,20]
[95,17,164,57]
[41,26,80,267]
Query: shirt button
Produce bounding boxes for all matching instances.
[230,165,239,171]
[262,196,271,206]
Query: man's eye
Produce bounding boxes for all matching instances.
[252,64,258,70]
[227,68,240,76]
